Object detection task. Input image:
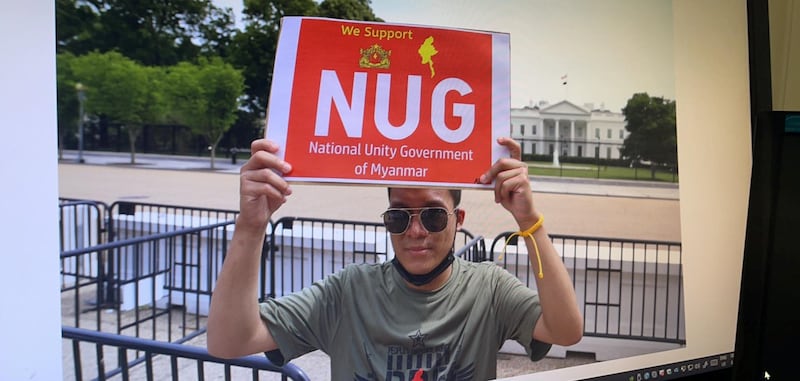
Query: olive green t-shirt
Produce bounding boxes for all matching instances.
[259,257,550,380]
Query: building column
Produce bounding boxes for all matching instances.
[569,120,575,156]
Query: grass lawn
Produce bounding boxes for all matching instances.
[527,161,678,183]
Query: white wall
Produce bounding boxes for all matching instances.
[0,1,63,379]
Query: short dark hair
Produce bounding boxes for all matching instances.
[386,188,461,208]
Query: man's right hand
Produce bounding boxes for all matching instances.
[237,139,293,234]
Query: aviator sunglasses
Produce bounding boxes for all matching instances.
[381,207,457,234]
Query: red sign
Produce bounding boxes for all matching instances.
[265,17,510,188]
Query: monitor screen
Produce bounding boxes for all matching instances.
[733,111,800,381]
[1,0,753,380]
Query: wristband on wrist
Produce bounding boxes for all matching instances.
[498,214,545,279]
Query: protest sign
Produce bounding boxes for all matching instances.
[265,17,510,188]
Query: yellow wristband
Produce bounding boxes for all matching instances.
[518,214,545,237]
[499,214,545,279]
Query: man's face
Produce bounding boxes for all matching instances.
[387,188,465,275]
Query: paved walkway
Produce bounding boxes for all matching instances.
[60,150,679,200]
[59,150,682,242]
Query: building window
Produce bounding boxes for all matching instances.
[607,129,612,139]
[532,125,537,135]
[578,145,583,157]
[606,147,611,159]
[595,128,600,138]
[619,129,625,139]
[595,146,600,158]
[531,143,537,155]
[549,144,554,155]
[520,124,525,135]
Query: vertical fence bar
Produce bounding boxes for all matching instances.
[490,233,683,344]
[119,347,130,381]
[72,340,83,380]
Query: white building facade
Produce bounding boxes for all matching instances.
[510,100,628,160]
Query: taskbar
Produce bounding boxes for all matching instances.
[584,352,734,381]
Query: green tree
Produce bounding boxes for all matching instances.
[56,53,79,159]
[228,0,317,117]
[620,93,678,179]
[166,57,244,168]
[56,0,234,66]
[198,4,238,59]
[318,0,383,21]
[230,0,382,117]
[56,0,100,55]
[71,51,167,163]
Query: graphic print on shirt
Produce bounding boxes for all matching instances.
[353,330,476,380]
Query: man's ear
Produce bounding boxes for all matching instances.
[455,209,466,229]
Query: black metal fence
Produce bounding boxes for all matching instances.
[63,326,310,381]
[60,220,234,344]
[516,137,679,182]
[490,233,685,345]
[59,200,109,292]
[107,201,239,240]
[59,198,685,378]
[59,199,241,336]
[264,216,477,299]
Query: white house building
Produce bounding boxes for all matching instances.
[510,100,628,160]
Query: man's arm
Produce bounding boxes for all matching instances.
[518,221,583,346]
[480,137,583,347]
[207,139,293,359]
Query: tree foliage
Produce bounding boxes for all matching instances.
[318,0,382,21]
[56,0,235,66]
[57,0,383,155]
[620,93,678,176]
[56,52,80,158]
[230,0,382,116]
[69,51,168,163]
[166,57,244,168]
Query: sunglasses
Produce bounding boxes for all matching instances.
[381,207,456,234]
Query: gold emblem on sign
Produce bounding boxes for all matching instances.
[359,44,391,69]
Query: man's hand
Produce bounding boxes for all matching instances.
[479,137,540,229]
[237,139,293,234]
[480,137,584,346]
[208,138,288,358]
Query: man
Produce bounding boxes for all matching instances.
[207,137,582,380]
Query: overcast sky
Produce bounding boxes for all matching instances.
[214,0,675,112]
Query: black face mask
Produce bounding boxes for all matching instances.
[391,250,455,287]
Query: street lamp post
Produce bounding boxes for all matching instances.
[75,83,86,163]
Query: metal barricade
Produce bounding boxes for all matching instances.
[61,220,234,343]
[102,201,241,309]
[455,234,487,262]
[107,201,239,240]
[63,326,310,381]
[58,199,108,292]
[265,216,478,299]
[490,232,685,344]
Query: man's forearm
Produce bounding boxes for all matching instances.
[207,221,272,358]
[526,226,584,346]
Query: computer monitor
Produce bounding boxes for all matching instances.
[732,111,800,381]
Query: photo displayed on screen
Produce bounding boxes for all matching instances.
[54,0,688,380]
